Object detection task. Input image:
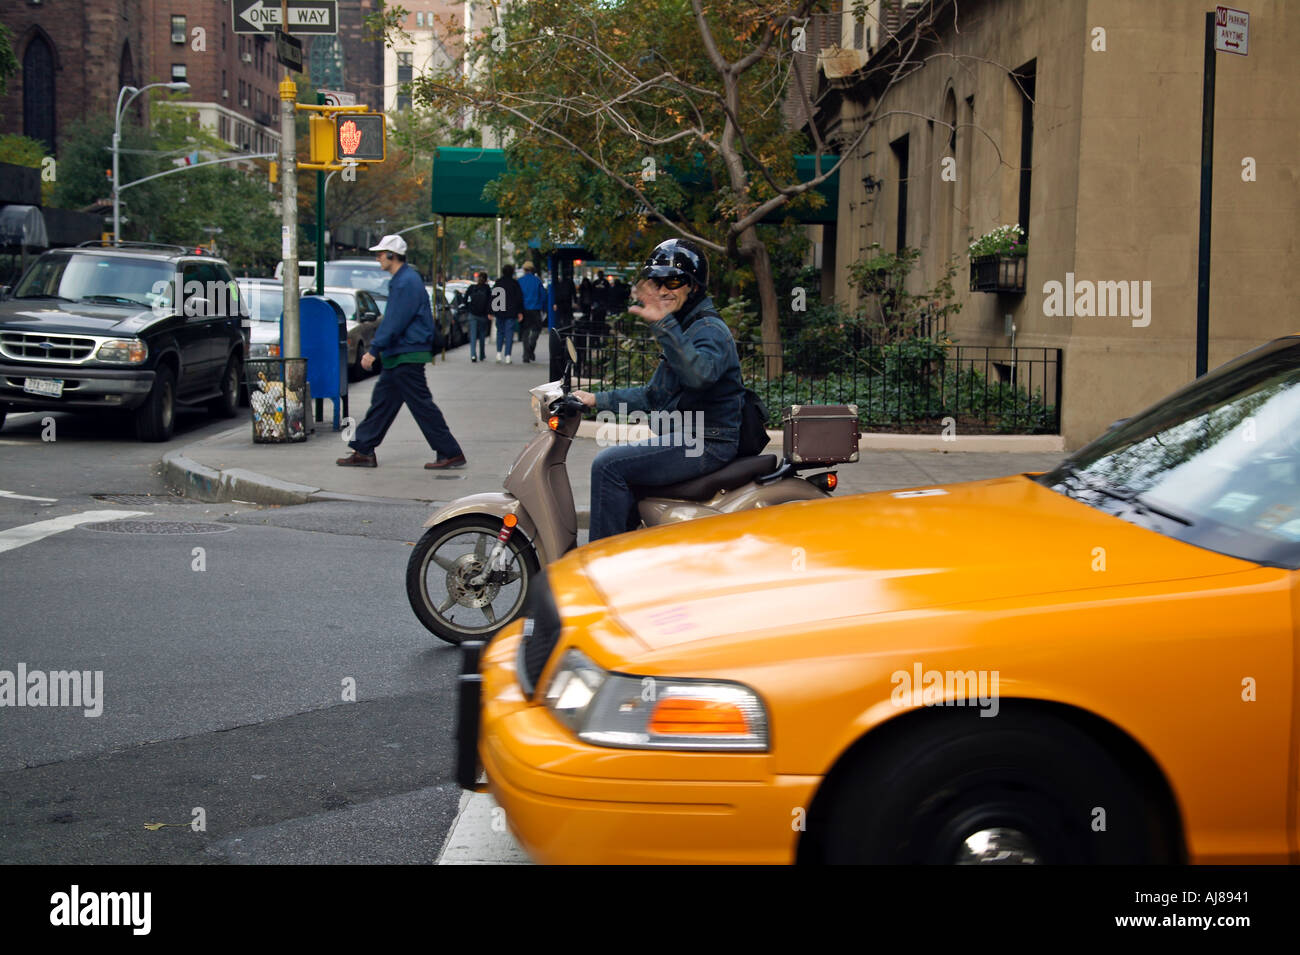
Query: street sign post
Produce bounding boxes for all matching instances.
[276,29,303,72]
[232,0,337,35]
[1214,6,1249,55]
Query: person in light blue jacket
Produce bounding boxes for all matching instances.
[517,261,546,363]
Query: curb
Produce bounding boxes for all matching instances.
[161,447,593,527]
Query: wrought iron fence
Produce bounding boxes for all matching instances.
[566,327,1061,434]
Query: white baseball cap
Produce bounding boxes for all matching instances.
[369,234,407,256]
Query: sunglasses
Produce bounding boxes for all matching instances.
[644,275,689,290]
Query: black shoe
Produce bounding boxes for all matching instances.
[337,451,377,467]
[425,455,467,470]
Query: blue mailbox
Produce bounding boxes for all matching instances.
[282,296,349,431]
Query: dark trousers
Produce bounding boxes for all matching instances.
[349,361,463,459]
[521,309,543,362]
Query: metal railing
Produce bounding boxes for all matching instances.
[562,324,1061,434]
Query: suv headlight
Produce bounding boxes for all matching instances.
[543,649,769,752]
[95,339,148,363]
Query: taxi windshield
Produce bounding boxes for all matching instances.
[1040,338,1300,569]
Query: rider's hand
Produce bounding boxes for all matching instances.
[572,390,597,408]
[627,280,671,324]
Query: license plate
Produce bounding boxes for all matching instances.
[23,377,64,398]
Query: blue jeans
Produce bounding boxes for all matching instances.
[468,315,490,360]
[495,317,517,358]
[588,436,738,542]
[349,362,463,460]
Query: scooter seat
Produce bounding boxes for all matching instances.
[635,454,779,502]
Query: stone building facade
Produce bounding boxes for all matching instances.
[816,0,1299,448]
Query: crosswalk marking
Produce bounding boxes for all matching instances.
[0,510,148,556]
[0,489,59,504]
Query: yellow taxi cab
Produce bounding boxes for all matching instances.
[458,336,1300,864]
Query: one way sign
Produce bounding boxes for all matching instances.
[232,0,337,35]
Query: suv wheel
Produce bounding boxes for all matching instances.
[135,364,176,442]
[209,355,242,418]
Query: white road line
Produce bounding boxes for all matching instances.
[436,790,533,865]
[0,510,148,555]
[0,489,59,503]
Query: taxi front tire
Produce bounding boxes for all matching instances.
[819,709,1173,864]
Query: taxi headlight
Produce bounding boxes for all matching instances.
[95,339,147,363]
[543,650,769,752]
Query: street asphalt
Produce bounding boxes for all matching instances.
[165,335,1070,512]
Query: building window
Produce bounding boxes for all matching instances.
[1014,59,1036,242]
[172,63,187,83]
[22,33,56,153]
[397,51,412,110]
[891,134,909,252]
[417,11,424,26]
[171,15,186,44]
[222,69,227,95]
[222,21,227,50]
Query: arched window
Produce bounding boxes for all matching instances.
[119,41,135,91]
[23,33,56,153]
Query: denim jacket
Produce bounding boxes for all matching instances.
[593,296,743,439]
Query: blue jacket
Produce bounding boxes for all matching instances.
[368,263,433,358]
[593,296,743,438]
[518,271,546,310]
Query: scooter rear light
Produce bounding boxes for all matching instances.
[808,471,838,492]
[548,415,560,431]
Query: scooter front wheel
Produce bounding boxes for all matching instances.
[406,514,540,645]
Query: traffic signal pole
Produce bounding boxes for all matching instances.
[279,1,300,360]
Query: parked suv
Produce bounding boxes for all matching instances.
[0,242,246,441]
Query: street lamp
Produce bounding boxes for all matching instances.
[113,80,189,246]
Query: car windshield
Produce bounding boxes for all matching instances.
[239,284,284,322]
[14,253,175,308]
[1040,338,1300,568]
[324,262,390,294]
[321,291,357,317]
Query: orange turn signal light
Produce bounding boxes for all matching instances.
[648,698,750,736]
[548,415,561,431]
[826,473,838,490]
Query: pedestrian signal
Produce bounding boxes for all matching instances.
[336,113,386,163]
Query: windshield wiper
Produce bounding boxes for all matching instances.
[14,293,75,302]
[1057,466,1194,526]
[81,294,153,308]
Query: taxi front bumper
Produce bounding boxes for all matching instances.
[457,624,820,865]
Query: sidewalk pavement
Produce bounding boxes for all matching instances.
[163,336,1070,516]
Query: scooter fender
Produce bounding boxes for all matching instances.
[422,492,549,564]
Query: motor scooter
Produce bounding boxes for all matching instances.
[406,341,848,644]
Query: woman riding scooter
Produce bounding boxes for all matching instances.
[572,238,743,541]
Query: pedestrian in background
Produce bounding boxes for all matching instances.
[464,271,492,362]
[337,234,467,470]
[492,264,524,364]
[517,261,546,364]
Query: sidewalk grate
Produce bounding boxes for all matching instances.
[80,520,233,535]
[92,493,185,506]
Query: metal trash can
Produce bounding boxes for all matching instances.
[246,357,308,443]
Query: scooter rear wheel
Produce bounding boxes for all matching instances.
[406,514,540,644]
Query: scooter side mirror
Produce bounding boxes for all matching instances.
[562,337,577,394]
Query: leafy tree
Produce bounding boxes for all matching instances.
[0,22,18,104]
[0,133,55,204]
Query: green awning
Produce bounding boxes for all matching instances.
[431,147,838,224]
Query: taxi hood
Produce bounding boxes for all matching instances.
[574,475,1253,653]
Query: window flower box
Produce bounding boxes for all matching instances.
[970,254,1026,294]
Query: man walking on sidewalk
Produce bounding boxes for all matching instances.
[517,261,545,363]
[337,235,467,470]
[492,264,524,364]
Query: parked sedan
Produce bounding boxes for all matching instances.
[308,286,383,381]
[237,281,381,383]
[467,335,1300,865]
